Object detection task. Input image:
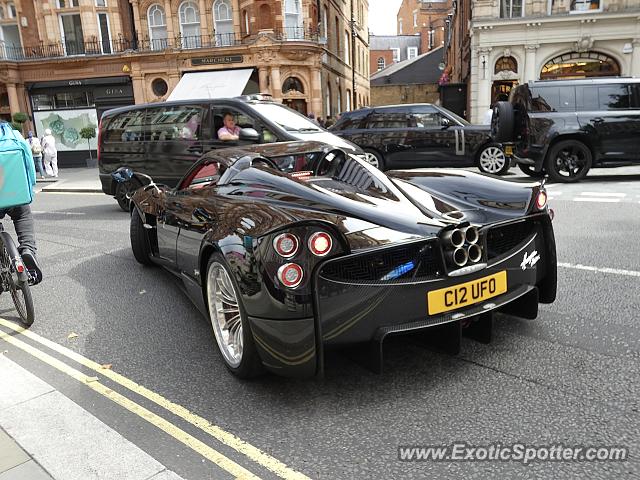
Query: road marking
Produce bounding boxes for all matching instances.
[39,191,104,195]
[0,318,311,480]
[573,198,621,203]
[558,262,640,278]
[0,328,262,480]
[579,192,626,197]
[32,210,86,216]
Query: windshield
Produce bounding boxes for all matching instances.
[248,103,322,133]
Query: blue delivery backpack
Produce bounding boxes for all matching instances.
[0,122,36,210]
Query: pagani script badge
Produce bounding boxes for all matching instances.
[521,250,541,270]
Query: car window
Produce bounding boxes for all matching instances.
[270,153,322,173]
[182,161,221,190]
[596,85,630,110]
[247,103,321,133]
[530,86,576,112]
[212,106,276,143]
[103,109,147,143]
[630,84,640,109]
[333,111,368,130]
[365,110,408,129]
[408,111,446,128]
[147,105,203,141]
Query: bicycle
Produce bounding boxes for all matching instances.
[0,223,35,326]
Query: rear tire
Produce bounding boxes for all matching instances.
[11,282,34,327]
[130,208,154,266]
[363,149,385,170]
[518,164,546,178]
[205,254,263,379]
[477,145,510,175]
[491,101,514,143]
[545,140,592,183]
[115,178,141,212]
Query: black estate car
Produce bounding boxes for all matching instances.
[330,104,511,175]
[98,94,360,210]
[492,78,640,182]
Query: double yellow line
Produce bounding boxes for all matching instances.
[0,318,311,480]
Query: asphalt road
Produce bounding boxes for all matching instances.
[1,167,639,480]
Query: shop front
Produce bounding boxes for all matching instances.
[27,76,134,167]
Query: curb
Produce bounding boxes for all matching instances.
[40,187,104,193]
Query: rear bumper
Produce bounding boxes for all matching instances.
[248,216,557,377]
[512,145,546,171]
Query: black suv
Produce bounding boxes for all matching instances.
[98,95,361,210]
[330,104,510,175]
[492,78,640,182]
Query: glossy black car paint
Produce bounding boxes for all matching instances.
[98,98,361,197]
[508,79,640,172]
[129,141,557,378]
[330,104,498,169]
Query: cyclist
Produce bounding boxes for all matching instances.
[0,122,42,284]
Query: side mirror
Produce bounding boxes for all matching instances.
[111,167,134,183]
[441,118,451,130]
[239,128,260,142]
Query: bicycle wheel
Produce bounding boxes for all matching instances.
[0,244,35,326]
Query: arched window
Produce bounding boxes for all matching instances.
[377,57,385,71]
[7,3,16,18]
[258,4,273,30]
[495,56,518,74]
[213,0,233,46]
[541,51,620,80]
[147,4,168,51]
[344,30,350,65]
[242,10,249,36]
[179,1,201,48]
[282,77,304,94]
[284,0,303,39]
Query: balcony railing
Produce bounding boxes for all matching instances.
[0,28,320,62]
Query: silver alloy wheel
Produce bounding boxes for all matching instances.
[206,262,243,368]
[479,146,507,174]
[363,152,380,169]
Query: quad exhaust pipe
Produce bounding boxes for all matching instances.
[441,226,482,268]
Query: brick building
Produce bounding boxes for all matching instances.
[396,0,450,46]
[0,0,370,165]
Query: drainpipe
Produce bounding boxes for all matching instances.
[351,0,356,109]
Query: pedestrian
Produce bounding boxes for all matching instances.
[316,117,326,128]
[307,112,319,126]
[41,128,58,178]
[27,131,45,179]
[483,103,494,125]
[325,116,334,128]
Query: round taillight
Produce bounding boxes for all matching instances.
[535,190,548,210]
[273,233,299,258]
[277,263,304,288]
[308,232,332,257]
[15,263,25,273]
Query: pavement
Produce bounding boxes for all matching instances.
[1,163,639,479]
[35,167,103,194]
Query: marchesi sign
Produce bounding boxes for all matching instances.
[191,55,244,66]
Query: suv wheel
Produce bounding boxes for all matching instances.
[518,164,546,178]
[363,149,385,170]
[478,145,510,175]
[545,140,592,183]
[491,101,514,143]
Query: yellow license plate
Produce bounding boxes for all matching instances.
[427,271,507,315]
[504,145,513,156]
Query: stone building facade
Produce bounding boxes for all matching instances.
[447,0,640,123]
[0,0,369,164]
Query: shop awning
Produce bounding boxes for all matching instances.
[167,69,254,101]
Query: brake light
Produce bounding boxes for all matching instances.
[308,232,332,257]
[15,262,25,273]
[273,233,299,258]
[535,190,548,210]
[277,263,303,288]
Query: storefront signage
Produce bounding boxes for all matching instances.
[68,80,83,86]
[191,55,244,66]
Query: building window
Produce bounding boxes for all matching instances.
[346,90,351,111]
[284,0,303,39]
[570,0,601,12]
[500,0,523,18]
[97,13,111,53]
[428,29,434,49]
[377,57,385,70]
[179,1,201,48]
[407,47,418,60]
[148,4,168,50]
[344,30,350,65]
[56,0,80,8]
[242,10,249,35]
[495,56,518,74]
[321,5,328,38]
[335,17,340,54]
[96,0,107,6]
[59,14,85,55]
[0,6,4,19]
[541,51,620,80]
[398,19,402,34]
[151,78,169,97]
[32,91,94,111]
[391,48,400,63]
[7,2,16,17]
[325,82,331,117]
[413,12,417,27]
[282,77,304,94]
[337,88,342,114]
[213,0,234,46]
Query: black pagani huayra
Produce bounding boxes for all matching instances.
[112,140,556,378]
